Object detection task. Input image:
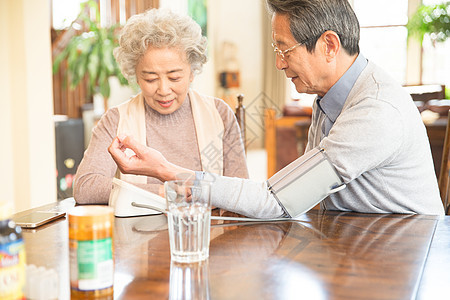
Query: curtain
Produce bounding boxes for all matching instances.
[261,6,287,115]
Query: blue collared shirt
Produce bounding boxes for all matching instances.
[316,54,368,136]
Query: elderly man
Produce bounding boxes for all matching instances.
[108,0,444,217]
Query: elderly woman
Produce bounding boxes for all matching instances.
[74,8,248,204]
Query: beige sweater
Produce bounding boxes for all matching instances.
[74,96,249,204]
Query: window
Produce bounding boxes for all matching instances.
[52,0,84,29]
[421,0,450,88]
[353,0,409,84]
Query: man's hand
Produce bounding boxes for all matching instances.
[108,135,194,182]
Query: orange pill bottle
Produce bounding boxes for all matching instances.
[68,206,114,299]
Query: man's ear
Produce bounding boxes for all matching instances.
[321,31,341,62]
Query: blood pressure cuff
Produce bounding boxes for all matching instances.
[267,147,346,218]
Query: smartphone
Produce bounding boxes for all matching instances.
[14,211,66,228]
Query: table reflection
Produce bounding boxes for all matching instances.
[288,210,437,299]
[210,221,294,266]
[169,261,210,300]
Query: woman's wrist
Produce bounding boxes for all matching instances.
[156,162,195,182]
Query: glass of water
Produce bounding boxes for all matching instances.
[165,179,212,263]
[169,260,210,300]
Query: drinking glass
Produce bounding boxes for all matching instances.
[165,179,211,263]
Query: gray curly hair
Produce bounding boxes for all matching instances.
[114,8,208,82]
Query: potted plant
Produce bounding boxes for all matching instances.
[53,0,128,111]
[407,2,450,45]
[407,2,450,99]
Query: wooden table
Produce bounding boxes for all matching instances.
[14,199,450,299]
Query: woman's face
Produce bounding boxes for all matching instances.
[136,46,193,114]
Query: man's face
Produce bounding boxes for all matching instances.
[271,13,328,97]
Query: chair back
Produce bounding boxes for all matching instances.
[404,84,446,102]
[438,109,450,214]
[264,108,311,177]
[235,94,246,151]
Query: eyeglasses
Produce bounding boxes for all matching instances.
[271,33,323,61]
[271,42,302,61]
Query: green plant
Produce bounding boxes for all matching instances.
[407,2,450,44]
[188,0,207,36]
[53,0,128,100]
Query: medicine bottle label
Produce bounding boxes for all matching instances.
[0,240,25,299]
[70,238,113,291]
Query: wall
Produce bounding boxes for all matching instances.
[210,0,266,149]
[405,0,422,85]
[0,0,14,211]
[0,0,57,213]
